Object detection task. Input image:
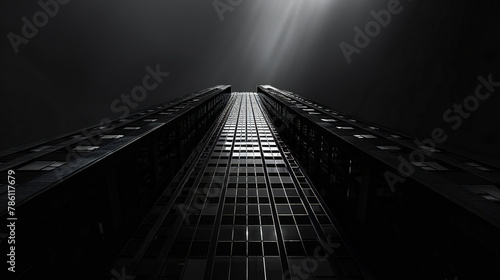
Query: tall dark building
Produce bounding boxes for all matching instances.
[1,86,499,280]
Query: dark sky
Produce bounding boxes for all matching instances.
[1,0,500,158]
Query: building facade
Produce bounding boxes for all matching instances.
[1,86,499,279]
[258,85,500,279]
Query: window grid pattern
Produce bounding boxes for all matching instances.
[113,93,368,280]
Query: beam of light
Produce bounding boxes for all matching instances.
[214,0,339,85]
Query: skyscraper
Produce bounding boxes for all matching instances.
[257,85,500,280]
[1,86,499,279]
